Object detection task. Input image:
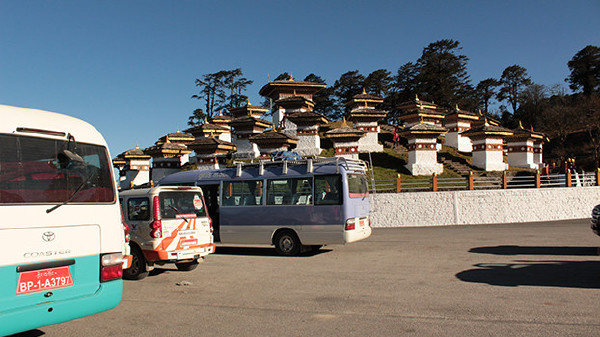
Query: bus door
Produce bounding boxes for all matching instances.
[200,184,221,242]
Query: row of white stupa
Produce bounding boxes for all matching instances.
[112,77,545,189]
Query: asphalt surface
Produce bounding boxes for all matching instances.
[15,219,600,337]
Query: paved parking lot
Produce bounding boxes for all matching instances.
[20,219,600,336]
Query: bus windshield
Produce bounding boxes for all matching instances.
[0,134,115,204]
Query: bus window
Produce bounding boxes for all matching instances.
[348,173,369,198]
[267,177,313,205]
[128,198,150,221]
[315,175,342,205]
[222,180,263,206]
[0,134,114,204]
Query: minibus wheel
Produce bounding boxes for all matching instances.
[175,261,199,271]
[123,245,148,280]
[274,230,301,256]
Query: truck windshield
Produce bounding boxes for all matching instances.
[159,191,207,219]
[0,134,115,204]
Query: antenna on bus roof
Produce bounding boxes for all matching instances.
[282,161,288,175]
[259,161,265,176]
[307,158,313,173]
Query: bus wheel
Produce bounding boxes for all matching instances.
[123,246,148,280]
[274,230,301,256]
[175,261,199,271]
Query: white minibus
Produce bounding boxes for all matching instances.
[0,105,126,336]
[120,186,215,280]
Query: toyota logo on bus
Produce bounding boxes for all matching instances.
[42,231,56,242]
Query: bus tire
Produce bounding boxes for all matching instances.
[175,261,199,271]
[123,245,148,280]
[274,230,301,256]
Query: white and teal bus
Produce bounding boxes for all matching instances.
[159,157,372,256]
[0,105,126,336]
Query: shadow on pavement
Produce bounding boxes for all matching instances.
[9,329,44,337]
[469,245,599,256]
[214,246,332,257]
[456,260,600,288]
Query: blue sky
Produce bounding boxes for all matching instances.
[1,1,599,157]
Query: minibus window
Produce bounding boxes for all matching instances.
[267,177,313,205]
[0,134,115,204]
[347,174,369,198]
[128,198,150,221]
[222,180,263,206]
[159,192,207,218]
[314,175,342,205]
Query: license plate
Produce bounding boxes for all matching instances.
[17,266,73,295]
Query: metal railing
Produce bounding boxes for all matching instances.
[371,170,600,193]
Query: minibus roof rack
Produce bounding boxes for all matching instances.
[232,156,368,174]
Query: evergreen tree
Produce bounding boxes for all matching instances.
[304,74,335,118]
[475,78,500,113]
[497,65,532,115]
[364,69,393,97]
[566,45,600,96]
[332,70,365,118]
[414,39,471,107]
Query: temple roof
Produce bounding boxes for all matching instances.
[185,122,230,135]
[285,111,328,125]
[324,123,366,139]
[275,96,314,104]
[229,115,273,128]
[115,144,151,159]
[347,108,388,121]
[156,131,194,143]
[229,102,269,118]
[447,104,478,117]
[399,122,447,136]
[397,95,441,111]
[462,122,513,137]
[249,130,298,142]
[144,141,191,157]
[509,121,546,140]
[210,111,233,124]
[187,137,236,153]
[259,75,326,99]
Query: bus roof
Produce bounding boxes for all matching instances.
[159,158,368,185]
[0,104,107,146]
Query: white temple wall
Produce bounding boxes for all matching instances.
[406,137,443,176]
[507,140,538,169]
[534,143,543,165]
[233,137,260,159]
[445,121,472,152]
[295,134,322,156]
[471,138,508,171]
[357,132,383,152]
[120,170,150,190]
[218,133,232,143]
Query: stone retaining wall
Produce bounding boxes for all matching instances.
[370,186,600,227]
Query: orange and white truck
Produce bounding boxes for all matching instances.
[119,186,215,279]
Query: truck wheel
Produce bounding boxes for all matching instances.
[274,230,301,256]
[123,246,148,280]
[175,261,199,271]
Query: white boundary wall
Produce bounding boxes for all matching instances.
[370,186,600,227]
